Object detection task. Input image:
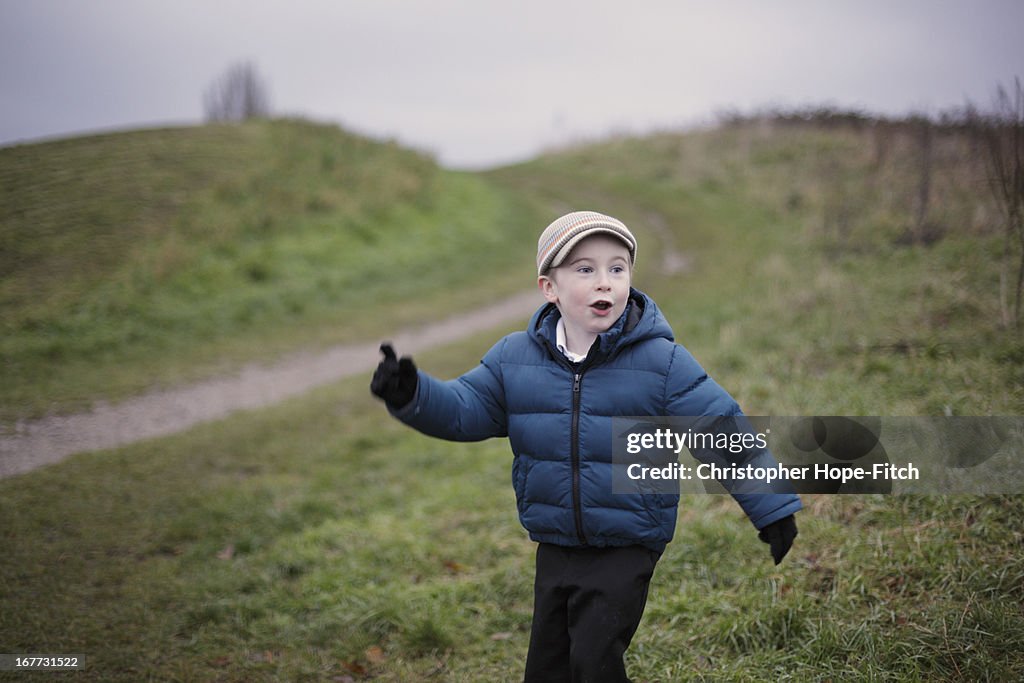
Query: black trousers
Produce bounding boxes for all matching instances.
[524,543,661,683]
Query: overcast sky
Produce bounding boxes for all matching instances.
[1,0,1022,168]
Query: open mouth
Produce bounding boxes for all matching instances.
[591,301,613,311]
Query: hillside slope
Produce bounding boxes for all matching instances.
[0,119,540,421]
[3,116,1019,423]
[487,118,1022,415]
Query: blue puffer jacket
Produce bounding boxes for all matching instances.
[391,288,802,552]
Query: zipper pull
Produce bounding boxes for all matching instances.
[573,373,581,393]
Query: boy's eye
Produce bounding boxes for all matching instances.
[577,266,593,274]
[611,265,625,273]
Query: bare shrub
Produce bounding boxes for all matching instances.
[203,61,271,123]
[968,78,1024,329]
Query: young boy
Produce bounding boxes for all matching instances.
[371,210,801,682]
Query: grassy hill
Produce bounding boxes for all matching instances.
[2,118,1023,680]
[487,118,1022,416]
[1,119,541,421]
[4,116,1017,421]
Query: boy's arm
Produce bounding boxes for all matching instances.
[374,339,509,442]
[664,344,803,531]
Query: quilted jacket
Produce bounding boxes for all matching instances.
[390,287,802,552]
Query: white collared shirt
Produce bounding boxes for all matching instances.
[556,318,588,363]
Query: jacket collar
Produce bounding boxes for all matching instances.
[529,287,660,364]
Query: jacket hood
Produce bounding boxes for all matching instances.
[528,287,675,363]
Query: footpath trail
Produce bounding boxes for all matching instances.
[0,290,541,479]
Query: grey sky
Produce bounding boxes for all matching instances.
[1,0,1022,168]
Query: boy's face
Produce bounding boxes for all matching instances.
[538,234,632,337]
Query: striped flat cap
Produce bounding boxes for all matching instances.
[537,211,637,276]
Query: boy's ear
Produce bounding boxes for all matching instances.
[538,275,559,304]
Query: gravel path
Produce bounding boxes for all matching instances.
[0,290,541,479]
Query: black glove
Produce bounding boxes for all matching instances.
[758,515,798,565]
[370,343,418,409]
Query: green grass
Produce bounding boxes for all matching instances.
[487,121,1022,415]
[1,119,541,422]
[2,336,1022,681]
[3,118,1024,680]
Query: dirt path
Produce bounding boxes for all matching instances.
[0,290,542,479]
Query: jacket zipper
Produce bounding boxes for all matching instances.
[571,370,588,544]
[540,335,591,545]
